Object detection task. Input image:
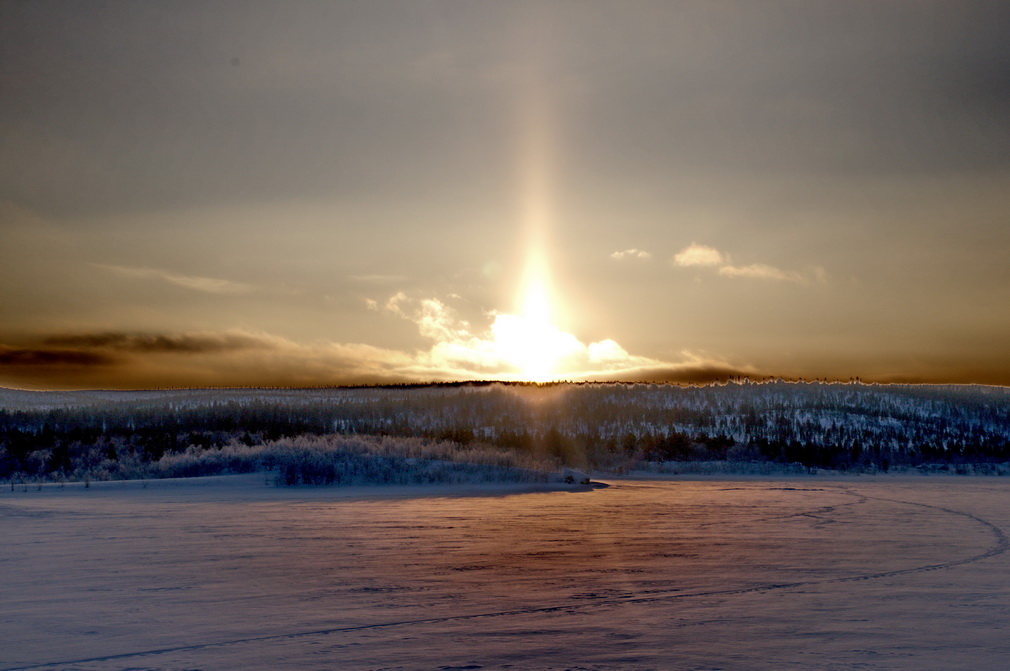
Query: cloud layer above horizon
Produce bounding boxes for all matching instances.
[0,289,759,389]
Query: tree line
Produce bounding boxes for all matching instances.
[1,381,1008,481]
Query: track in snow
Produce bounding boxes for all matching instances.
[5,487,1007,671]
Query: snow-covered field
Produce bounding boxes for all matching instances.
[3,475,1009,670]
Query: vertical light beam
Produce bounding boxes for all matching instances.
[516,61,556,334]
[495,24,579,383]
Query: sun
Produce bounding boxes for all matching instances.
[492,291,553,382]
[490,260,580,382]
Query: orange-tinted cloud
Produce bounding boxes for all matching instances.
[718,263,806,283]
[43,332,269,354]
[374,294,756,383]
[673,244,725,267]
[0,330,414,389]
[0,345,117,368]
[673,244,827,284]
[96,264,254,295]
[610,248,652,261]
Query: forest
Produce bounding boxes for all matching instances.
[2,380,1009,484]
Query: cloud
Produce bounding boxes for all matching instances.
[348,274,407,284]
[610,248,652,261]
[42,331,270,354]
[0,330,415,389]
[673,244,827,284]
[0,346,117,368]
[374,294,753,383]
[382,291,410,318]
[718,263,806,283]
[96,264,253,295]
[601,364,756,385]
[717,263,829,284]
[673,244,725,267]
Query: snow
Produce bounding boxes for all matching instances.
[3,475,1010,670]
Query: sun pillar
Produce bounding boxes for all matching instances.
[516,71,557,344]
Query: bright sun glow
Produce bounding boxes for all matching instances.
[491,303,579,383]
[490,255,581,382]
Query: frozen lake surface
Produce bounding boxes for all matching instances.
[3,475,1010,670]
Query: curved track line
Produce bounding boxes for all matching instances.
[6,488,1007,671]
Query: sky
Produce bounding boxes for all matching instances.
[2,1,1009,390]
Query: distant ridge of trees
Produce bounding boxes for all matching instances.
[1,381,1008,483]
